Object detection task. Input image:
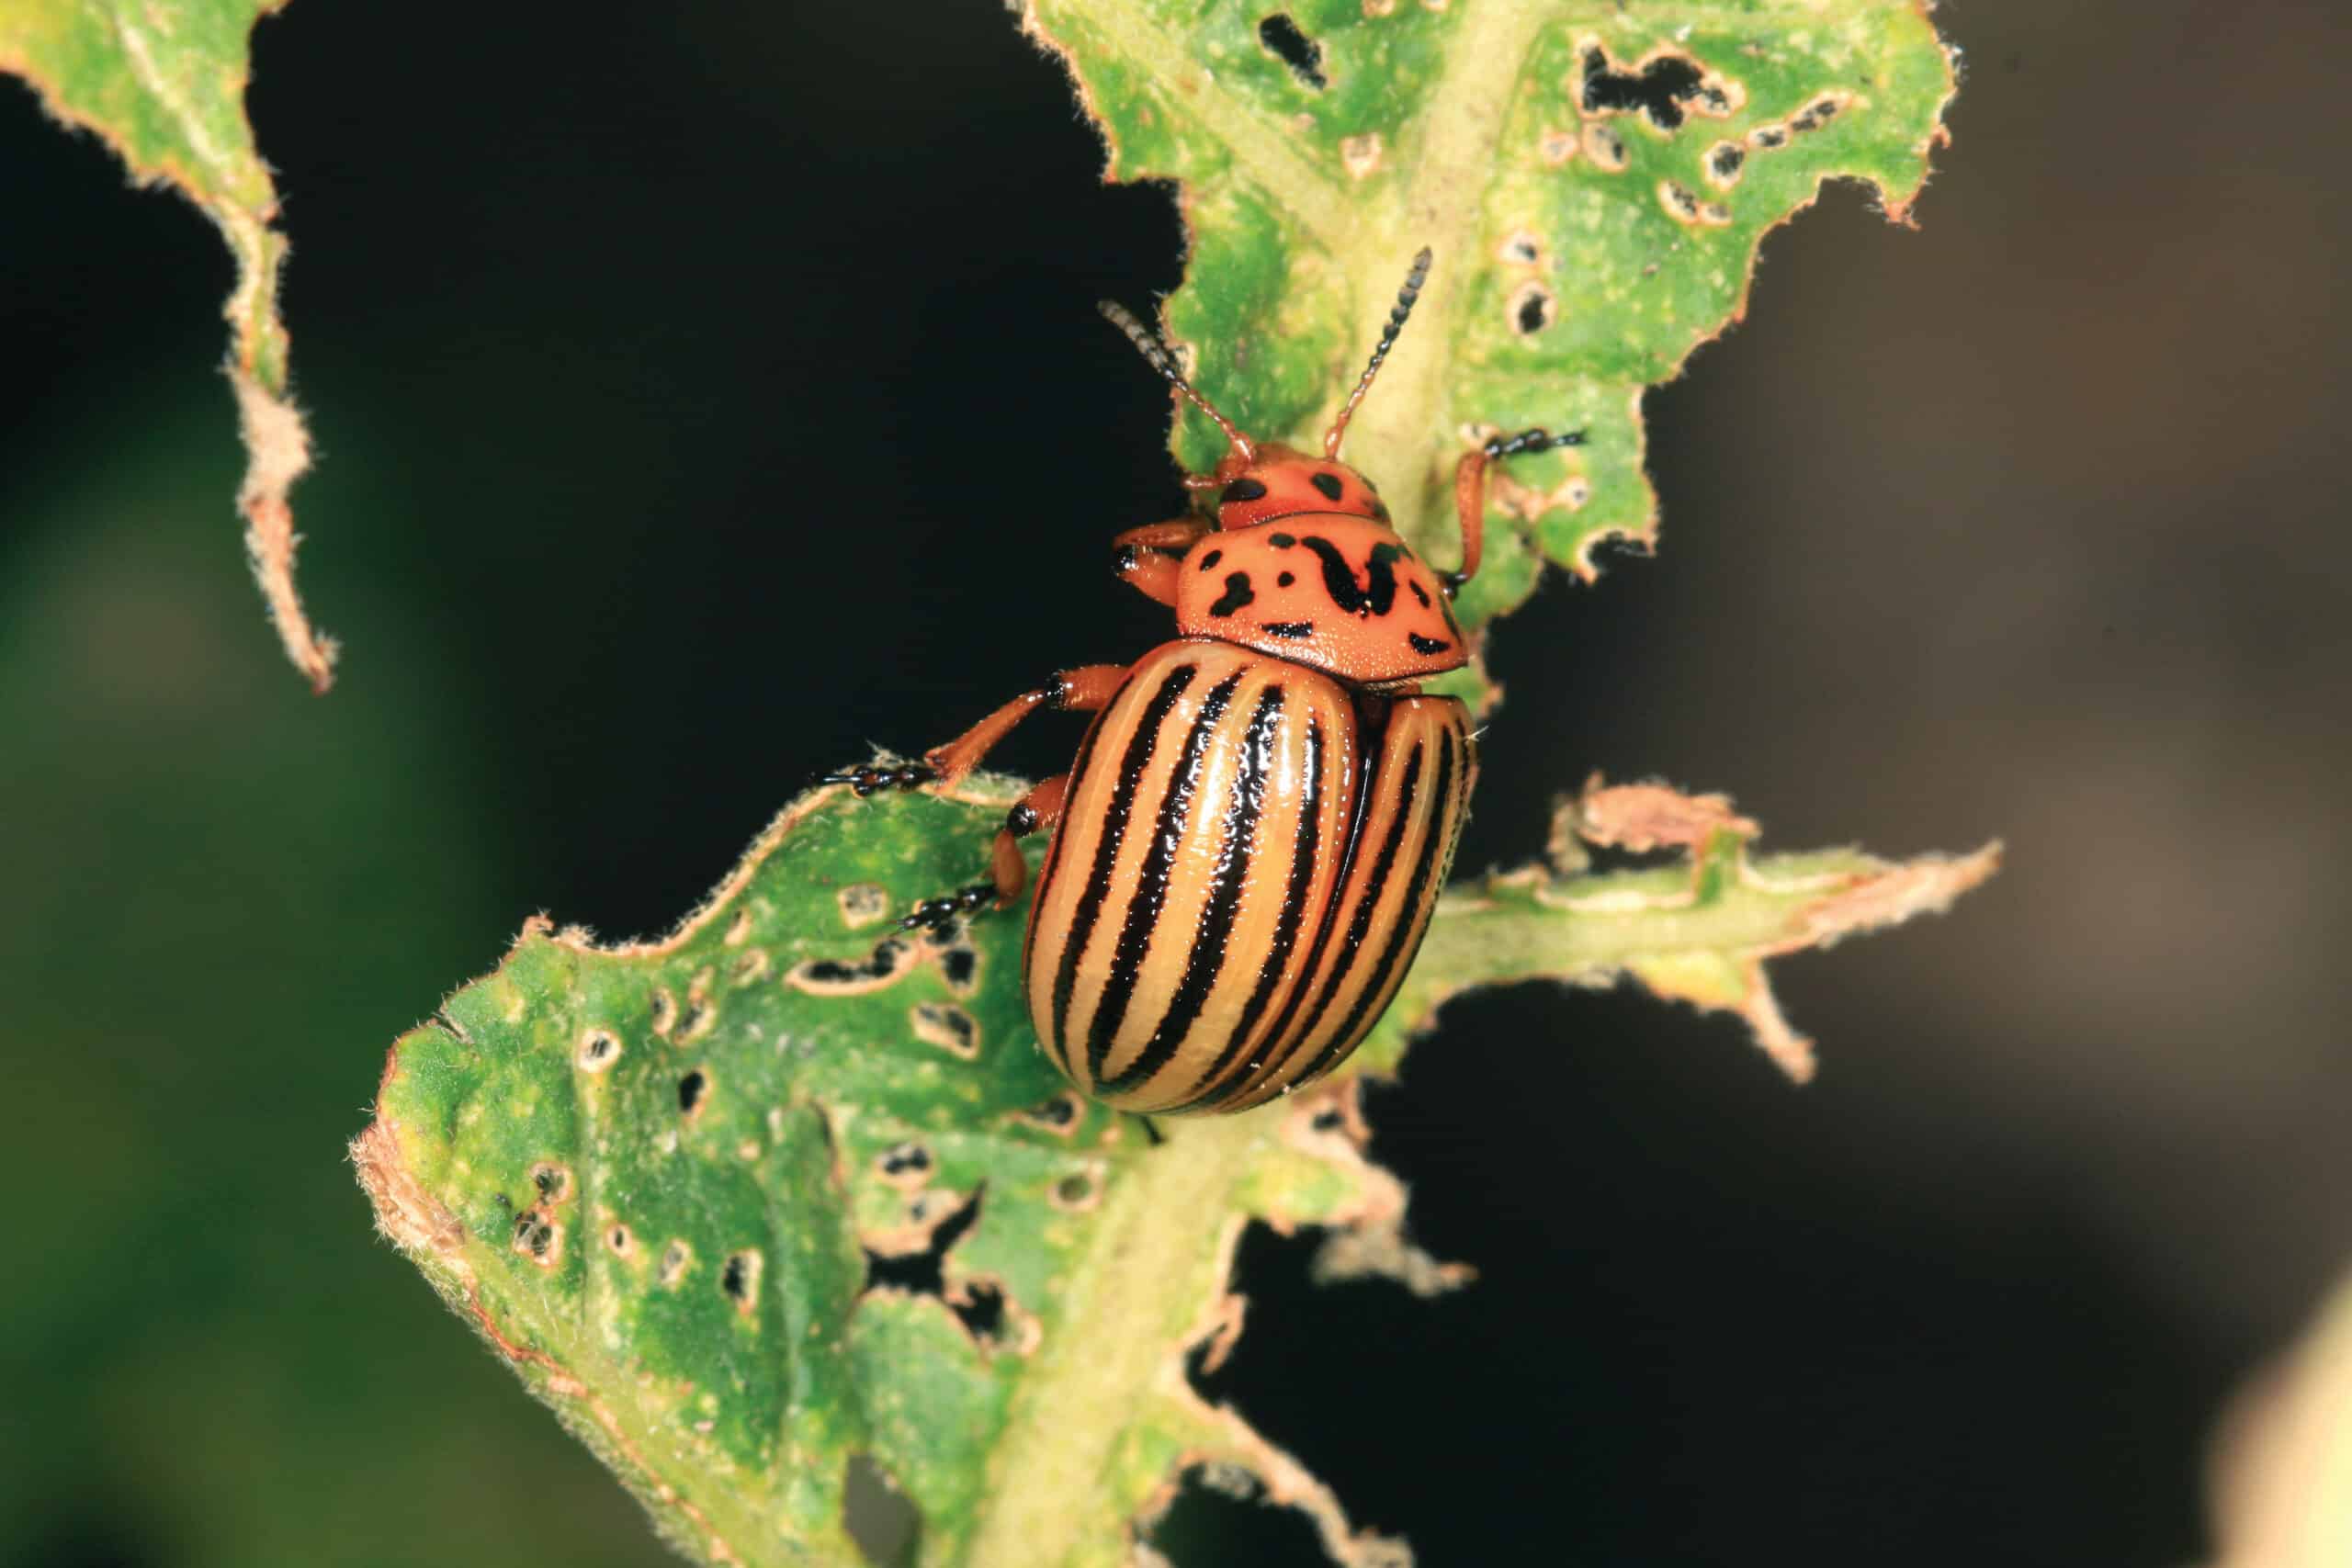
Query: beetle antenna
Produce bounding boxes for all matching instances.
[1098,300,1256,466]
[1324,246,1432,457]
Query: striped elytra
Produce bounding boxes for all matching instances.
[1023,640,1475,1113]
[829,254,1575,1114]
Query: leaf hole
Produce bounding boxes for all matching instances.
[722,907,753,946]
[788,938,916,996]
[910,1003,979,1059]
[1581,121,1629,172]
[678,1068,710,1116]
[876,1141,933,1188]
[530,1161,572,1204]
[575,1029,621,1072]
[1013,1091,1086,1137]
[606,1223,634,1257]
[862,1187,982,1300]
[1257,14,1327,90]
[721,1248,763,1314]
[649,988,677,1037]
[1705,141,1746,188]
[511,1210,560,1267]
[659,1239,693,1289]
[1509,283,1557,336]
[1579,44,1737,131]
[837,883,891,929]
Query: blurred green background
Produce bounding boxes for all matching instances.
[5,4,2347,1565]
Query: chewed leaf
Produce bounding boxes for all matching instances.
[1022,0,1957,634]
[356,783,1424,1567]
[0,0,334,690]
[358,774,1992,1567]
[1361,777,2003,1087]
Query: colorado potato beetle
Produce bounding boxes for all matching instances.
[830,252,1582,1114]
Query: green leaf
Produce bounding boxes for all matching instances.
[0,0,334,690]
[1023,0,1956,699]
[356,4,1976,1564]
[358,777,1994,1567]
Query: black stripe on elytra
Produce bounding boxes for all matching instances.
[1408,633,1450,655]
[1298,721,1462,1085]
[1221,478,1268,504]
[1298,536,1400,617]
[1209,572,1256,616]
[1085,670,1244,1078]
[1255,732,1425,1092]
[1049,662,1197,1064]
[1196,548,1223,572]
[1023,685,1122,976]
[1268,532,1296,548]
[1410,581,1430,608]
[1102,683,1283,1095]
[1264,621,1314,639]
[1173,712,1329,1111]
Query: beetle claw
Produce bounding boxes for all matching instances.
[820,761,939,797]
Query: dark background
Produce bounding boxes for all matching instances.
[4,3,2346,1564]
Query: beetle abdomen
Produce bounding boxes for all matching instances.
[1024,638,1473,1114]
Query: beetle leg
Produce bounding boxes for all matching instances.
[1113,517,1213,553]
[1112,516,1210,608]
[1444,426,1587,595]
[898,772,1070,931]
[888,661,1132,932]
[822,664,1128,796]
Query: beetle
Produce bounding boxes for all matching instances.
[828,251,1583,1114]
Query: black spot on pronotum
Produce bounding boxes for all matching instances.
[678,1069,708,1115]
[1581,45,1709,130]
[1221,478,1269,505]
[1256,13,1327,90]
[1277,571,1296,588]
[1309,471,1344,502]
[1408,634,1451,655]
[1263,621,1315,639]
[1197,547,1223,572]
[1209,571,1256,616]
